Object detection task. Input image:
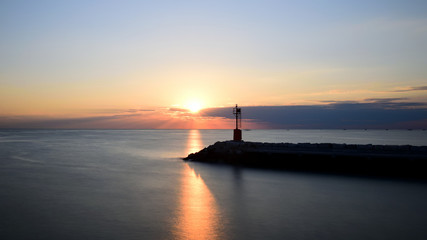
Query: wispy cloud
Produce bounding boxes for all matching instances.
[168,108,190,113]
[79,108,155,114]
[392,86,427,92]
[320,100,360,104]
[2,99,427,129]
[364,98,408,102]
[0,108,236,129]
[304,85,427,100]
[125,108,155,113]
[319,98,427,109]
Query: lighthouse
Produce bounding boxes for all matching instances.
[233,104,242,141]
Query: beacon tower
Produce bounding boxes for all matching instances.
[233,104,242,141]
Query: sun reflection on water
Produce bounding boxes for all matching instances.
[173,130,224,240]
[186,129,204,155]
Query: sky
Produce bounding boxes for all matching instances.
[1,0,427,129]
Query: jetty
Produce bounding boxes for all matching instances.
[184,105,427,179]
[184,141,427,179]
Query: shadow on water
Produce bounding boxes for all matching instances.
[172,130,224,240]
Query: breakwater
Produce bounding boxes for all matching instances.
[184,141,427,179]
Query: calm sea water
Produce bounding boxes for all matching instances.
[1,129,427,240]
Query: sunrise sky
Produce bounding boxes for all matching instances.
[1,0,427,129]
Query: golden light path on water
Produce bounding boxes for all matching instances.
[173,130,224,240]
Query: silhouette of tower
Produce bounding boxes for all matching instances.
[233,104,242,141]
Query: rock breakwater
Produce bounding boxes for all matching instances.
[184,141,427,179]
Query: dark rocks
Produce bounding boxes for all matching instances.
[183,141,427,180]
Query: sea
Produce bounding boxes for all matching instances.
[1,129,427,240]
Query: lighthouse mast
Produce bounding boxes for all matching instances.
[232,104,242,141]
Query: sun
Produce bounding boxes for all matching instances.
[186,101,203,113]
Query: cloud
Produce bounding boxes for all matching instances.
[125,108,155,113]
[364,98,427,109]
[168,108,190,112]
[392,86,427,92]
[0,113,154,129]
[321,98,427,110]
[2,99,426,129]
[0,109,234,129]
[320,100,360,104]
[79,108,155,114]
[364,98,408,102]
[201,99,427,129]
[413,86,427,91]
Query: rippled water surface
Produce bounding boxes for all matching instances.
[1,130,427,239]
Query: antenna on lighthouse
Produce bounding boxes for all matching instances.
[232,104,242,141]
